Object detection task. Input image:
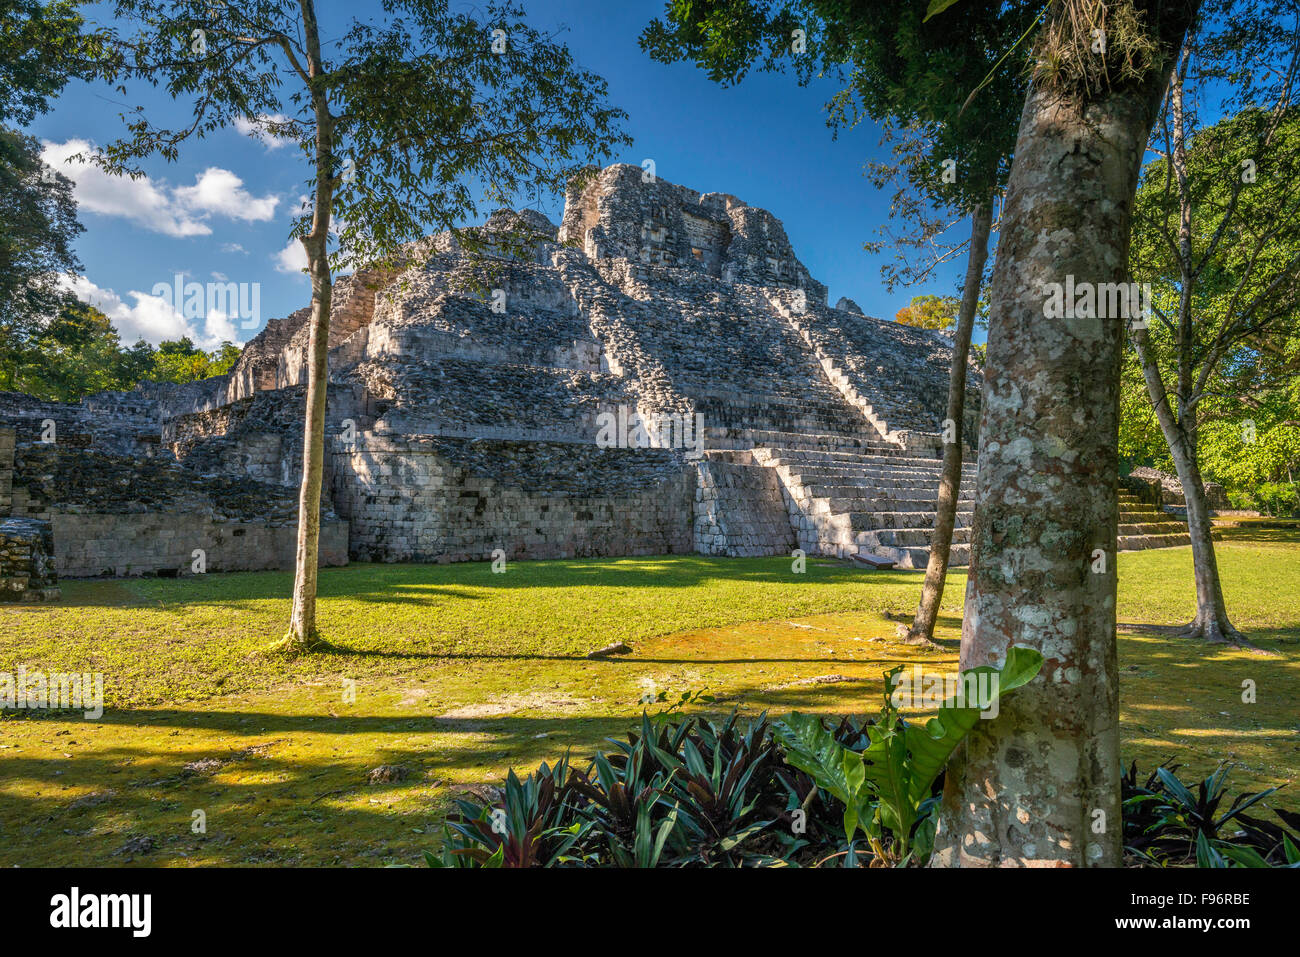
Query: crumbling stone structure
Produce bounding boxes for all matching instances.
[1,165,1193,585]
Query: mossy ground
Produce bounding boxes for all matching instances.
[2,528,1297,867]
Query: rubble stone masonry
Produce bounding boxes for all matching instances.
[2,165,993,590]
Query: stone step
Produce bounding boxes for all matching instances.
[1119,521,1187,536]
[872,526,973,547]
[768,445,959,463]
[823,494,977,513]
[789,472,976,493]
[780,462,969,481]
[707,427,895,452]
[767,449,968,470]
[1118,532,1192,550]
[872,541,972,570]
[841,510,973,531]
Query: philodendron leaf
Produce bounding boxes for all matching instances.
[861,717,913,839]
[903,647,1044,804]
[996,645,1044,694]
[773,713,872,839]
[773,713,860,807]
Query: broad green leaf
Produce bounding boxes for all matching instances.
[1218,843,1272,868]
[998,645,1044,693]
[904,649,1044,804]
[924,0,963,22]
[860,719,914,839]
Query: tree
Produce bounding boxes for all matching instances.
[895,294,960,330]
[0,127,81,390]
[151,336,239,384]
[16,298,122,398]
[931,0,1202,867]
[1,0,115,126]
[0,1,113,393]
[642,0,1038,646]
[101,0,628,652]
[1126,12,1300,644]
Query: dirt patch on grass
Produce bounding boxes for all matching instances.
[437,692,586,719]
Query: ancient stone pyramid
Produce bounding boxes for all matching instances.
[0,164,1187,581]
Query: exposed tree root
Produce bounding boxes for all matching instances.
[902,626,945,651]
[262,629,332,657]
[1175,617,1259,650]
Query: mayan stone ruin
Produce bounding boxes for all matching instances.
[0,163,1190,595]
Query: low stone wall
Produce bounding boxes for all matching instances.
[50,511,348,578]
[0,427,13,513]
[333,435,693,562]
[0,517,60,601]
[694,454,796,557]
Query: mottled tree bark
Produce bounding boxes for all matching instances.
[932,0,1200,867]
[283,0,334,651]
[908,200,993,646]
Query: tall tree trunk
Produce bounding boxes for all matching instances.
[1132,330,1243,644]
[280,0,334,652]
[285,249,332,647]
[908,199,994,645]
[932,1,1199,868]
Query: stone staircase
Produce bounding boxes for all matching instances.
[734,438,1191,569]
[1116,491,1192,550]
[744,435,975,568]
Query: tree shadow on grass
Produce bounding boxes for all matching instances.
[5,678,1297,868]
[47,555,926,610]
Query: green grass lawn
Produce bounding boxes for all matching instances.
[2,529,1297,867]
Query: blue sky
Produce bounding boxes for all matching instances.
[31,0,972,349]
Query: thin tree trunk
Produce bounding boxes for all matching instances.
[281,0,334,652]
[1131,329,1244,644]
[908,199,993,645]
[932,0,1198,867]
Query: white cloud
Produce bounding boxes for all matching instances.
[40,139,278,236]
[175,167,278,223]
[63,275,245,350]
[233,113,295,150]
[275,238,308,275]
[42,139,210,237]
[220,242,247,254]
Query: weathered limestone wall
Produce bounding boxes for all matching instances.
[0,427,13,514]
[51,511,347,578]
[694,453,796,557]
[8,443,348,577]
[333,435,693,562]
[0,517,60,601]
[558,164,827,304]
[166,384,367,487]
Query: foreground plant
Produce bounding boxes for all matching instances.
[774,645,1044,865]
[1123,761,1300,867]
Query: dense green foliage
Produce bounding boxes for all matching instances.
[428,651,1046,867]
[1124,105,1300,515]
[101,0,629,272]
[895,293,959,329]
[0,2,119,396]
[6,296,239,400]
[426,710,1299,868]
[1123,762,1300,867]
